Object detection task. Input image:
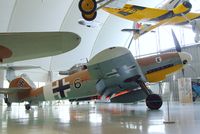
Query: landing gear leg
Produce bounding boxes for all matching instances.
[136,80,162,110]
[4,97,11,107]
[192,91,197,102]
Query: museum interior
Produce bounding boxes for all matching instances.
[0,0,200,134]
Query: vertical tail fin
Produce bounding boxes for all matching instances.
[9,74,36,89]
[7,74,35,102]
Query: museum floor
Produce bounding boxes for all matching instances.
[0,102,199,134]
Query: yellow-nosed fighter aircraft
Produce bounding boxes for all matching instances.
[79,0,200,42]
[0,32,192,110]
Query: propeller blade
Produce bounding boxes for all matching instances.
[171,29,182,52]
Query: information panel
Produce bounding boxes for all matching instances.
[178,78,193,103]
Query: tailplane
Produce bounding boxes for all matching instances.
[0,65,40,82]
[1,74,34,106]
[0,67,38,108]
[0,74,35,95]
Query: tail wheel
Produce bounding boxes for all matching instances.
[79,0,97,14]
[25,104,31,110]
[146,94,162,110]
[82,12,97,21]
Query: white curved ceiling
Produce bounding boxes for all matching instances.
[0,0,199,82]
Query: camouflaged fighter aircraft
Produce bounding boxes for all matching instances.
[0,32,81,63]
[0,40,192,110]
[78,0,200,42]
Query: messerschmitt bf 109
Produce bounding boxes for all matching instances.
[78,0,200,42]
[0,32,192,110]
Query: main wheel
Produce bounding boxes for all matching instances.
[79,0,97,14]
[82,12,97,21]
[25,104,31,110]
[146,94,162,110]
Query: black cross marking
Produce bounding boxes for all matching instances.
[52,80,70,98]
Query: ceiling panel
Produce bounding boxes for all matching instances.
[7,0,72,32]
[0,0,16,32]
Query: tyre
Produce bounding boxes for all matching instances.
[146,94,163,110]
[82,12,97,21]
[25,104,31,110]
[79,0,97,14]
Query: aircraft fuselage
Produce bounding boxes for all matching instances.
[7,47,191,104]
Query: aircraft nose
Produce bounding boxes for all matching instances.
[178,52,192,65]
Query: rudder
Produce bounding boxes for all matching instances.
[9,74,36,89]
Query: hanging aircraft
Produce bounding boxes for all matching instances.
[0,39,192,110]
[78,0,200,42]
[0,32,81,63]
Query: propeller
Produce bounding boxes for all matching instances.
[171,29,182,52]
[171,29,185,76]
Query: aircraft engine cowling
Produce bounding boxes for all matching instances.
[172,1,192,15]
[87,47,146,96]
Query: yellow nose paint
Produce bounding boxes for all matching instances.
[145,64,183,83]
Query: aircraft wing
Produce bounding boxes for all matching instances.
[133,19,171,39]
[0,87,30,94]
[110,89,147,103]
[103,3,200,38]
[87,47,146,97]
[0,32,81,63]
[103,3,199,22]
[133,12,200,39]
[103,4,172,22]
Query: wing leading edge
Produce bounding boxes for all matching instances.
[0,32,81,63]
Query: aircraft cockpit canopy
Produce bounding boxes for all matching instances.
[59,63,87,75]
